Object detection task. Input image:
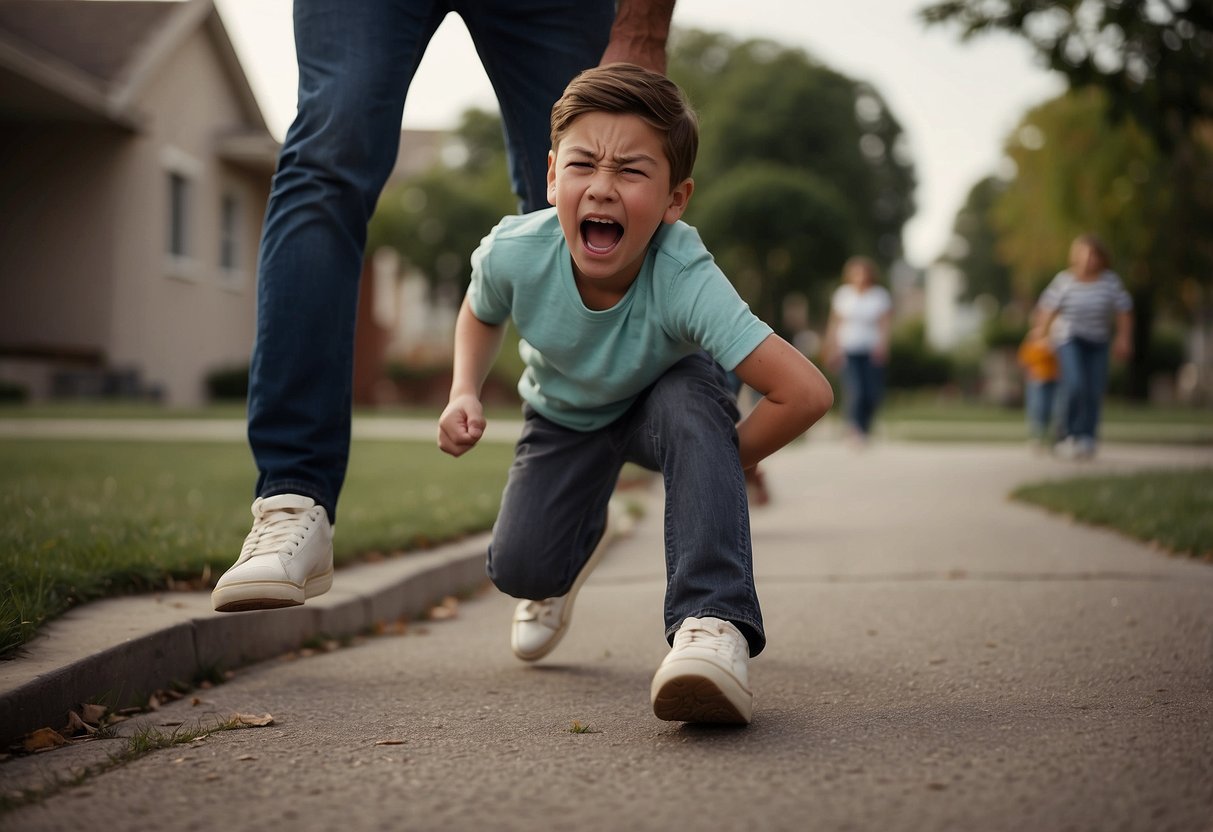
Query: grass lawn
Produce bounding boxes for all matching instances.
[877,394,1213,444]
[0,438,514,657]
[1012,468,1213,559]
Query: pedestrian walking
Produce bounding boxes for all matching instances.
[1032,234,1133,460]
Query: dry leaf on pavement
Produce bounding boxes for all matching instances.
[231,713,274,728]
[78,703,108,725]
[23,728,68,752]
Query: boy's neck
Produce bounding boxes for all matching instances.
[574,268,638,311]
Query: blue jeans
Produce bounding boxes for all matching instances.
[1056,337,1110,444]
[843,352,884,436]
[487,354,766,656]
[247,0,614,521]
[1025,379,1057,441]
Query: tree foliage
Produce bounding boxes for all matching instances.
[367,110,517,291]
[939,176,1015,305]
[993,88,1167,298]
[670,31,916,321]
[920,0,1213,151]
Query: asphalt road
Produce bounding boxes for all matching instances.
[5,440,1212,832]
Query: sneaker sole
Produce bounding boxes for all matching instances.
[211,569,333,613]
[511,511,617,662]
[650,658,753,724]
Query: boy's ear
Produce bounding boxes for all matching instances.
[663,178,694,224]
[546,151,557,206]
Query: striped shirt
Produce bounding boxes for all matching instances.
[1039,270,1132,344]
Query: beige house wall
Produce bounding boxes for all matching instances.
[0,123,124,358]
[106,25,266,406]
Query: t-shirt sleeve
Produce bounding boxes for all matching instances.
[665,250,773,371]
[1108,273,1133,312]
[1038,273,1067,311]
[465,226,512,325]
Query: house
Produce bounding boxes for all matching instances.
[0,0,278,406]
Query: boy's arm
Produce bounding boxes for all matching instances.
[438,297,507,457]
[732,334,834,470]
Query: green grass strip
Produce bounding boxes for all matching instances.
[1012,468,1213,559]
[0,438,513,656]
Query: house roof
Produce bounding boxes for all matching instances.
[0,0,272,145]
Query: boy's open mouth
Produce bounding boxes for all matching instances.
[581,217,623,254]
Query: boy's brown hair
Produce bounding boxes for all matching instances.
[550,63,699,189]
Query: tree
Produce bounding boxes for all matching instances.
[367,109,517,292]
[939,176,1015,306]
[669,31,916,321]
[691,163,855,326]
[924,0,1213,397]
[920,0,1213,151]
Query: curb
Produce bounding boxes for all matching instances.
[0,535,492,748]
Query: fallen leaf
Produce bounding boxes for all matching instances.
[146,694,160,711]
[236,754,256,761]
[160,720,183,727]
[374,740,406,746]
[231,713,274,728]
[78,704,108,725]
[107,714,130,725]
[23,728,68,752]
[62,711,98,737]
[429,596,460,620]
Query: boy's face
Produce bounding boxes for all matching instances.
[547,112,692,297]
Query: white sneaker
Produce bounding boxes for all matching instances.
[510,519,614,662]
[212,494,334,613]
[650,616,753,724]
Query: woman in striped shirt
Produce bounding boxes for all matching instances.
[1032,234,1134,459]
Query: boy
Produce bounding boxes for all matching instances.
[438,64,833,724]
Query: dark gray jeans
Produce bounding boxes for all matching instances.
[487,353,765,655]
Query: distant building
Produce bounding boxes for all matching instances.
[0,0,278,405]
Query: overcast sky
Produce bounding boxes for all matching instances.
[213,0,1066,268]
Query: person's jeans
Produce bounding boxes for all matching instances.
[1056,337,1110,444]
[247,0,614,521]
[486,353,766,656]
[1025,379,1057,441]
[843,352,885,436]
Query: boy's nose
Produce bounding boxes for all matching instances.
[586,171,617,201]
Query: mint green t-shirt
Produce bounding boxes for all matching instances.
[466,208,773,432]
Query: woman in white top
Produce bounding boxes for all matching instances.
[1033,234,1133,459]
[823,257,892,441]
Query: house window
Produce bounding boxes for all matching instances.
[219,192,243,286]
[161,146,202,281]
[168,171,190,258]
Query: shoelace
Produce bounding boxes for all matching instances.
[672,620,741,657]
[520,597,564,627]
[240,506,317,561]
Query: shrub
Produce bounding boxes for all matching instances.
[205,364,249,401]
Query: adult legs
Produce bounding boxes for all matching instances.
[248,0,448,522]
[458,0,614,211]
[844,352,881,436]
[1056,338,1107,446]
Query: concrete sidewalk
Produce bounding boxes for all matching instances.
[3,436,1207,747]
[2,438,1211,831]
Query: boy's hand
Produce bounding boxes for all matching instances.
[438,394,487,457]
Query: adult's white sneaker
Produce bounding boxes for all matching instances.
[510,522,614,662]
[650,616,753,724]
[212,494,334,613]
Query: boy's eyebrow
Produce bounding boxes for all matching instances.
[565,146,659,167]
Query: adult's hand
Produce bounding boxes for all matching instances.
[600,0,676,74]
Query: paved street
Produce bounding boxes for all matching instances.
[5,439,1212,831]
